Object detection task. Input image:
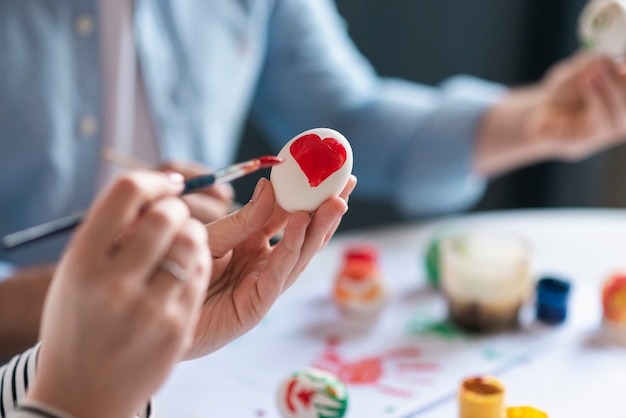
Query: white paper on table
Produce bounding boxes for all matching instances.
[155,210,625,418]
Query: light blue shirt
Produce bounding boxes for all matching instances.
[0,0,504,271]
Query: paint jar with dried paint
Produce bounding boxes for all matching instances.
[601,272,626,346]
[333,245,389,325]
[440,232,533,332]
[536,276,571,325]
[458,376,506,418]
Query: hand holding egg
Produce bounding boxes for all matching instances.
[270,128,353,213]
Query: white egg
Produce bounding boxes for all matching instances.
[579,0,626,57]
[270,128,353,213]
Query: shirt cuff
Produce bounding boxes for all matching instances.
[12,399,154,418]
[0,342,40,414]
[13,400,76,418]
[2,342,152,418]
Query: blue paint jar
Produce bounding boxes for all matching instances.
[536,276,571,325]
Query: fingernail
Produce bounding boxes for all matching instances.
[167,171,185,185]
[250,179,265,202]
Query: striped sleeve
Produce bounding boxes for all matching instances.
[140,400,154,418]
[1,344,40,418]
[0,344,154,418]
[5,399,154,418]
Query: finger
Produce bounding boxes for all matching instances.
[590,60,626,127]
[160,160,235,202]
[261,205,290,244]
[207,178,275,258]
[107,197,190,284]
[76,170,184,257]
[262,176,356,240]
[339,175,357,201]
[256,211,311,302]
[285,196,348,290]
[322,175,357,246]
[178,239,211,321]
[149,218,210,306]
[562,76,607,160]
[182,193,232,224]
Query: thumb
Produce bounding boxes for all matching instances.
[206,178,275,257]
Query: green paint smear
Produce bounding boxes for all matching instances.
[424,237,441,287]
[385,405,396,414]
[407,315,467,340]
[483,348,502,360]
[482,347,505,361]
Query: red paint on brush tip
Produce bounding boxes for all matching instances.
[257,155,285,168]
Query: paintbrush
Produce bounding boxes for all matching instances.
[2,155,283,250]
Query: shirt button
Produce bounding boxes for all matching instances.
[78,116,99,137]
[75,14,95,37]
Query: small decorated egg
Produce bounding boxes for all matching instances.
[270,128,353,213]
[333,245,389,323]
[276,367,348,418]
[579,0,626,57]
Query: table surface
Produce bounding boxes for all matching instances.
[154,208,626,418]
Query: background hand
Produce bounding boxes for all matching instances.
[476,52,626,176]
[28,171,211,418]
[159,160,236,223]
[184,175,357,359]
[528,52,626,160]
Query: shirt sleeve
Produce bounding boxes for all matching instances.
[1,345,39,418]
[6,402,153,418]
[0,345,154,418]
[252,0,506,216]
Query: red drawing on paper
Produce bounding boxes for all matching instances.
[311,337,439,398]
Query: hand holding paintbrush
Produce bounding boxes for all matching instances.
[2,155,283,250]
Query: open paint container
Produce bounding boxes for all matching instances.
[440,232,533,332]
[458,376,505,418]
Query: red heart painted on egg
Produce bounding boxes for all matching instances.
[290,133,347,188]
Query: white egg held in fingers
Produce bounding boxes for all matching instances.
[579,0,626,57]
[270,128,353,213]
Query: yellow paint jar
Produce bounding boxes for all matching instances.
[507,406,548,418]
[458,376,505,418]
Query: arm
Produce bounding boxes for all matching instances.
[252,0,500,216]
[0,268,52,363]
[476,53,626,176]
[253,0,626,217]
